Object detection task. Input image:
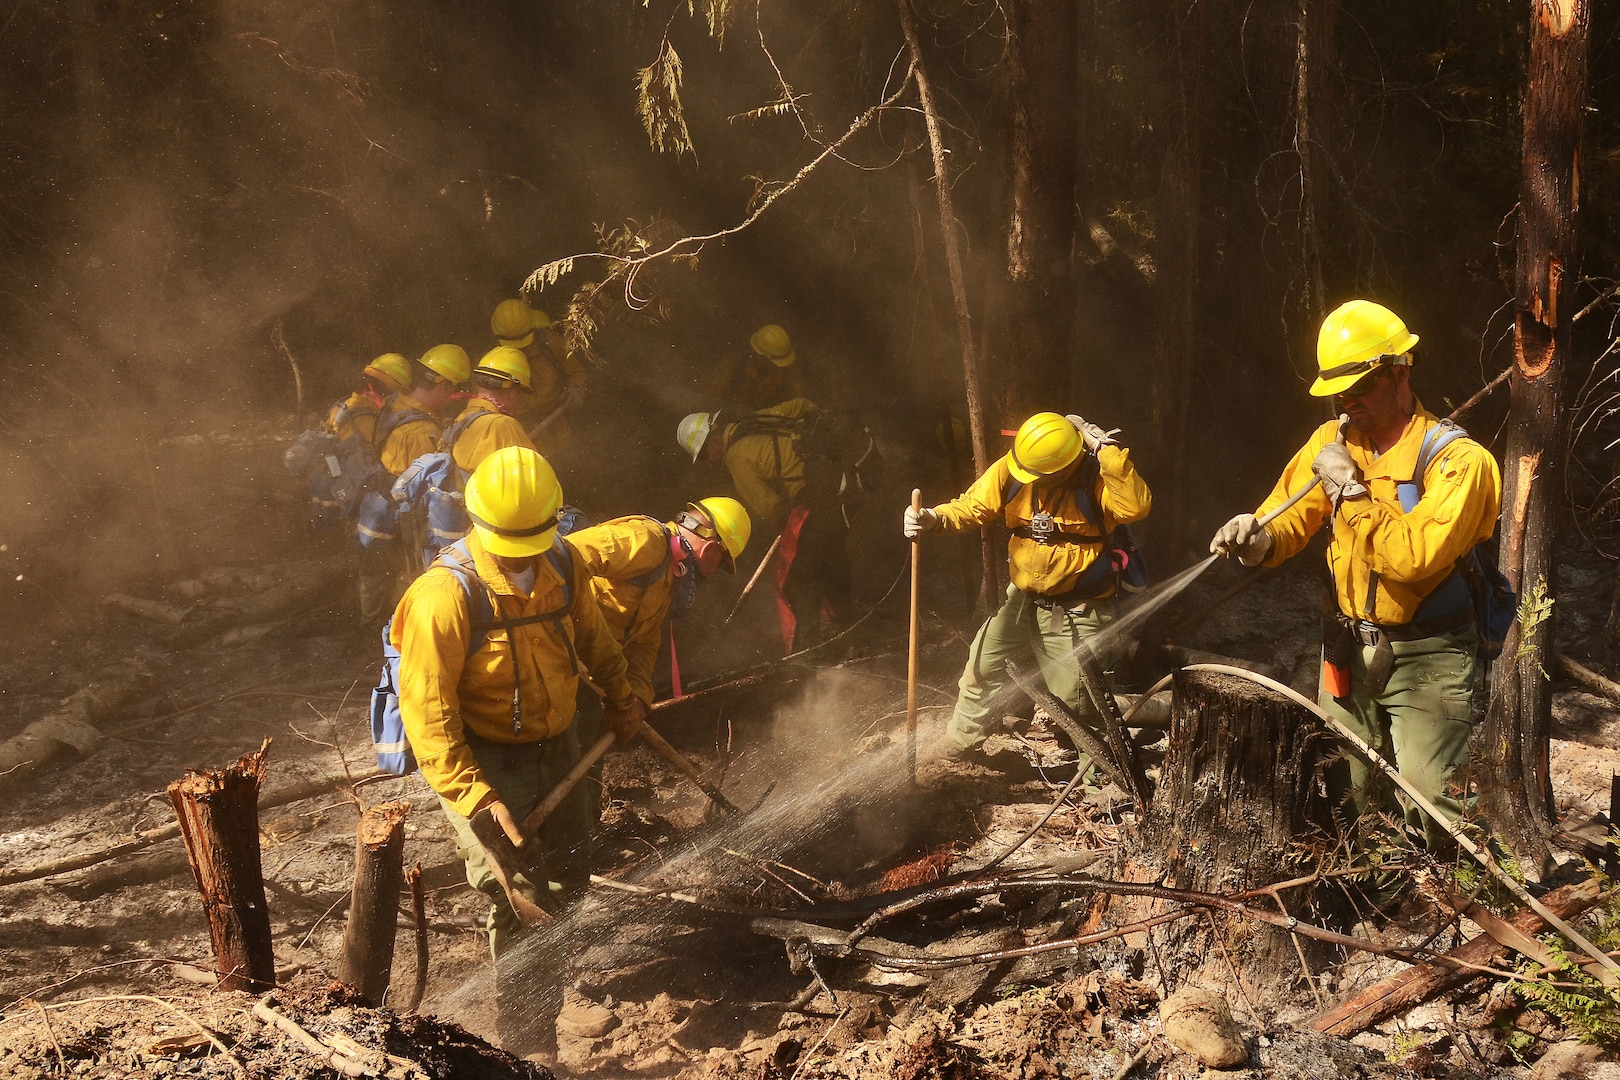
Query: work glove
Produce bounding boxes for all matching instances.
[1311,442,1368,511]
[558,386,586,412]
[1065,414,1119,453]
[604,695,646,745]
[1210,513,1273,567]
[474,795,525,846]
[903,505,941,539]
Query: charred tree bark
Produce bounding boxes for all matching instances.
[1479,0,1589,869]
[1150,0,1205,560]
[1292,0,1338,325]
[340,801,411,1006]
[1105,671,1334,987]
[1005,0,1077,417]
[895,0,999,616]
[168,740,276,992]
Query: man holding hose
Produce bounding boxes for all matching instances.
[1211,300,1502,853]
[906,411,1151,789]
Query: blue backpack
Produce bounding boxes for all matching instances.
[389,410,488,567]
[1001,450,1149,597]
[369,535,579,775]
[286,398,429,534]
[1385,419,1516,661]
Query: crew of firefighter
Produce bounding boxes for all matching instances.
[293,295,1505,1053]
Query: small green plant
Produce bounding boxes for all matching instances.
[1511,942,1620,1047]
[1515,577,1554,678]
[1386,1029,1426,1066]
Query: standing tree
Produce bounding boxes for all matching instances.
[1004,0,1077,418]
[1479,0,1590,869]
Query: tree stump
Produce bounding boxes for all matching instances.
[1102,670,1335,992]
[167,739,276,992]
[340,800,411,1005]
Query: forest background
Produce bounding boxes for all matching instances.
[0,0,1617,633]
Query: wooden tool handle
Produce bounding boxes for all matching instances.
[906,487,923,785]
[636,720,740,814]
[514,730,618,841]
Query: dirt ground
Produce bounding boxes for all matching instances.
[3,423,1620,1078]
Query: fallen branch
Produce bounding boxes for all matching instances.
[1311,875,1607,1036]
[1556,652,1620,706]
[0,769,389,887]
[254,995,369,1079]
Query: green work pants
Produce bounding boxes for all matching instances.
[357,543,408,629]
[1318,628,1477,851]
[437,725,594,960]
[947,584,1118,780]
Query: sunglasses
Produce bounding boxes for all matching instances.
[1338,364,1390,399]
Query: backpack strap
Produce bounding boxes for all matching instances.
[1363,418,1475,624]
[328,398,379,438]
[1397,418,1469,513]
[999,451,1106,537]
[372,399,434,454]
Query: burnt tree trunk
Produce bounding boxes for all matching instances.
[168,740,276,992]
[340,800,411,1005]
[1150,0,1205,560]
[1479,0,1589,869]
[1105,671,1334,989]
[1004,0,1076,417]
[1291,0,1338,325]
[895,0,999,616]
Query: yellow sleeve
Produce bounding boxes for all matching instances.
[393,569,491,817]
[1095,445,1151,525]
[1256,425,1337,567]
[931,457,1011,531]
[1338,441,1502,582]
[564,543,635,709]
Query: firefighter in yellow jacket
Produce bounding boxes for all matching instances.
[324,352,412,444]
[907,412,1152,779]
[443,346,538,478]
[1211,300,1502,850]
[677,398,855,651]
[491,299,587,459]
[565,498,750,823]
[377,344,470,475]
[391,446,643,1048]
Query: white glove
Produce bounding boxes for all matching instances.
[1311,443,1368,510]
[559,386,586,411]
[1065,414,1119,453]
[1210,513,1273,566]
[904,505,940,539]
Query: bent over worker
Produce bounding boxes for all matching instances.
[906,412,1151,782]
[677,399,854,652]
[391,446,644,1051]
[1210,300,1502,851]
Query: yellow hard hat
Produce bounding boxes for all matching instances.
[530,308,554,331]
[363,352,412,393]
[749,324,796,368]
[1311,300,1419,397]
[418,343,472,386]
[677,412,715,461]
[680,497,751,573]
[475,346,533,390]
[490,299,536,349]
[1008,412,1084,483]
[464,446,564,558]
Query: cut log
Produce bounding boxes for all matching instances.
[339,801,410,1005]
[167,740,277,992]
[1310,876,1605,1037]
[1157,643,1284,682]
[1101,669,1334,989]
[0,667,150,793]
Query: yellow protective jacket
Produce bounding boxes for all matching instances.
[447,397,535,477]
[391,531,634,817]
[520,328,587,413]
[377,394,443,476]
[931,445,1152,598]
[325,392,378,444]
[719,398,817,530]
[566,516,677,706]
[1256,401,1502,626]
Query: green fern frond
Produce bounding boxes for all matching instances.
[1516,576,1554,674]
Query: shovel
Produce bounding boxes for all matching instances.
[906,488,923,785]
[467,729,618,927]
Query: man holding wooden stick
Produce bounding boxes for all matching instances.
[905,411,1150,788]
[1210,300,1503,855]
[390,446,643,1050]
